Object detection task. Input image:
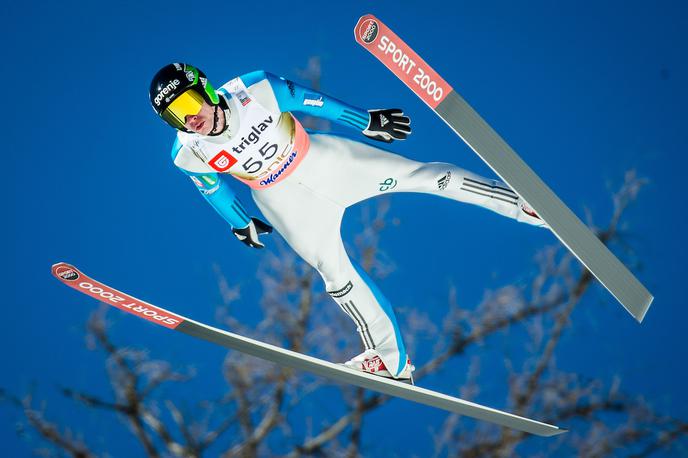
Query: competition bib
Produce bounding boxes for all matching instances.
[187,77,309,189]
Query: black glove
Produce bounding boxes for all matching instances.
[362,108,411,143]
[232,217,273,249]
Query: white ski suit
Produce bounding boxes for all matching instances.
[170,71,543,377]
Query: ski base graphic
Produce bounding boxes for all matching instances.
[52,262,566,437]
[354,14,653,322]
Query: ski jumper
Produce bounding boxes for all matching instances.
[170,71,542,377]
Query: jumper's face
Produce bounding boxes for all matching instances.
[184,100,217,135]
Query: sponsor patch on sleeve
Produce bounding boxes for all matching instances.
[303,93,324,107]
[201,175,217,186]
[191,175,220,195]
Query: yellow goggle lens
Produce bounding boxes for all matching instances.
[164,90,205,126]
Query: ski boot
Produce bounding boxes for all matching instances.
[343,349,415,384]
[518,199,548,228]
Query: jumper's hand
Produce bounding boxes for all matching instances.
[362,108,411,143]
[232,217,273,249]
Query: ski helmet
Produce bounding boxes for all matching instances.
[149,63,220,131]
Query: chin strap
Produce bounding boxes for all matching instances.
[207,105,222,136]
[207,98,230,136]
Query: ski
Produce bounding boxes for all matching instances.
[52,262,566,437]
[353,14,653,322]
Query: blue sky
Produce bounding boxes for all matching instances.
[3,0,687,455]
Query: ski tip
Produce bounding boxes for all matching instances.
[51,262,80,282]
[354,14,380,43]
[529,425,568,437]
[356,13,376,22]
[52,261,76,272]
[528,422,568,437]
[549,426,569,436]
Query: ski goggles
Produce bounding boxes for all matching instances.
[161,89,205,129]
